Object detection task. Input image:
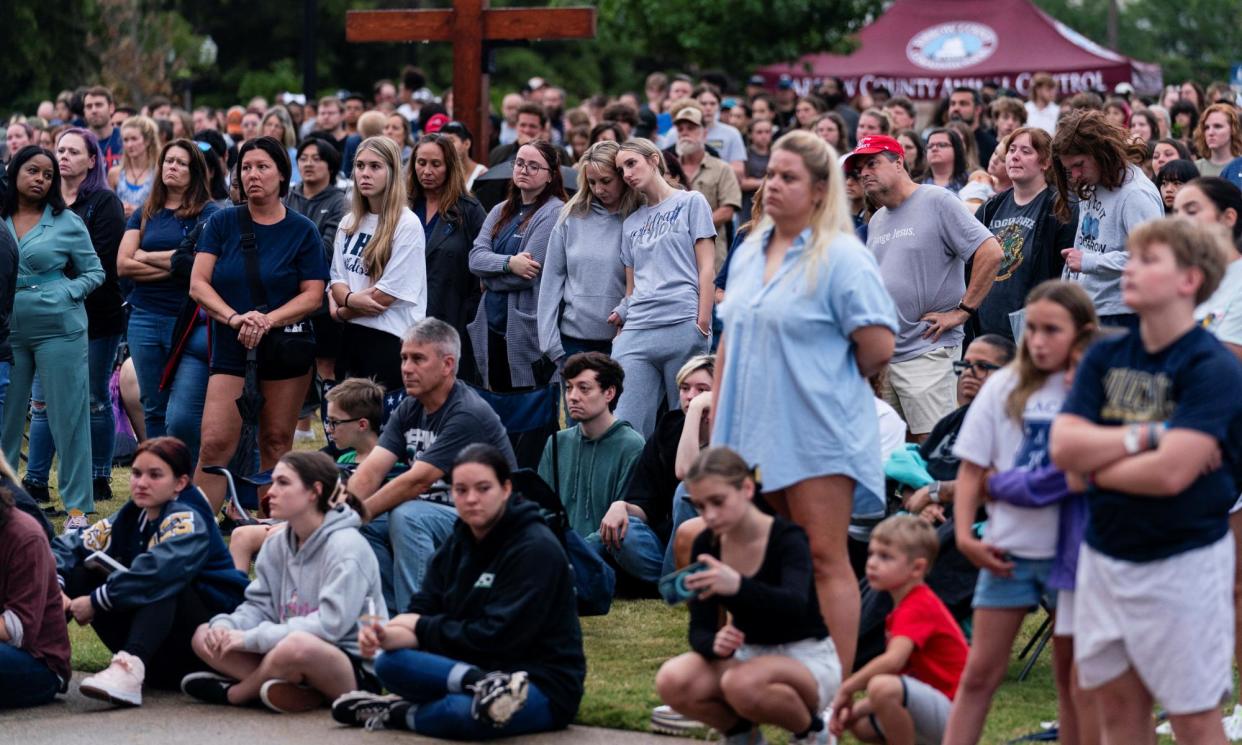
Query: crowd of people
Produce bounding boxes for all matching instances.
[1,64,1242,745]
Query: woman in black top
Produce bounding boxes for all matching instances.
[331,444,585,739]
[24,128,126,506]
[656,447,840,744]
[406,134,486,379]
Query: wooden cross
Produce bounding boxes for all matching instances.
[347,0,597,164]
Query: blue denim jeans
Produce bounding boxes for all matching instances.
[127,306,177,439]
[164,323,210,470]
[361,500,458,613]
[0,643,62,709]
[0,360,10,430]
[661,483,700,577]
[27,334,121,483]
[374,649,559,740]
[586,515,666,585]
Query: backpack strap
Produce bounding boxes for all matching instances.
[237,205,270,313]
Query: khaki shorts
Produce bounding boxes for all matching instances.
[883,345,960,435]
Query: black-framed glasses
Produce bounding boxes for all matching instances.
[952,360,1002,377]
[324,417,362,430]
[513,159,549,173]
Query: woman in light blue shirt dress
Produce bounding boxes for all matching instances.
[712,130,896,674]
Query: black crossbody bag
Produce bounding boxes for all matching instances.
[237,206,316,368]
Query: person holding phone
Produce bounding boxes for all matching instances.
[655,447,840,745]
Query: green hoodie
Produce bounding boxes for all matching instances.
[538,419,647,537]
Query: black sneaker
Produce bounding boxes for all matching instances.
[93,477,114,502]
[331,691,405,731]
[23,479,51,504]
[181,672,236,705]
[470,670,528,728]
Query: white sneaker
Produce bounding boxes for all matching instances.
[652,704,707,735]
[294,428,316,443]
[80,651,144,706]
[1223,704,1242,740]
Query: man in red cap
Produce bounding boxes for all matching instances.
[845,135,1003,441]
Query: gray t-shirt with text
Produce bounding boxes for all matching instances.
[619,189,717,330]
[867,185,994,362]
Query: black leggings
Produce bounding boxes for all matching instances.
[337,324,404,392]
[65,565,213,689]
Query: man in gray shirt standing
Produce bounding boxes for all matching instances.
[847,135,1003,440]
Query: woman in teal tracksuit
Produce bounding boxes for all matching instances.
[0,146,104,532]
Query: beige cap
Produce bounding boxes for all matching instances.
[673,106,703,127]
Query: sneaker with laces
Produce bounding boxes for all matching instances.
[181,671,236,705]
[652,704,708,735]
[259,678,327,713]
[331,691,406,730]
[80,651,144,706]
[63,511,91,535]
[470,670,529,727]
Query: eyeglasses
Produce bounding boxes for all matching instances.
[324,417,362,430]
[926,142,954,150]
[513,159,549,173]
[952,360,1002,377]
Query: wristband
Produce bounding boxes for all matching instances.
[928,481,942,504]
[227,312,237,327]
[503,257,512,274]
[344,291,353,309]
[956,301,978,316]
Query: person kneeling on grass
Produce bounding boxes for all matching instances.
[655,447,841,745]
[53,437,249,707]
[183,451,387,713]
[331,443,586,739]
[830,515,968,745]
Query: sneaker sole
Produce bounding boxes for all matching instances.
[180,672,235,705]
[80,682,141,707]
[260,680,326,713]
[331,691,402,727]
[483,672,528,726]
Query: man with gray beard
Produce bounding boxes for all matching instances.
[670,102,741,271]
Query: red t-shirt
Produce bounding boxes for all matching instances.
[886,584,969,699]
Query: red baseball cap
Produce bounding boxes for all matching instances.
[842,135,906,173]
[423,113,451,134]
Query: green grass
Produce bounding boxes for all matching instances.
[43,429,1140,743]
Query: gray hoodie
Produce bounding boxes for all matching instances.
[208,506,386,658]
[537,201,626,362]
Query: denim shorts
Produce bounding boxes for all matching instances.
[972,556,1057,610]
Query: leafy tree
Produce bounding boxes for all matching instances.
[0,0,96,114]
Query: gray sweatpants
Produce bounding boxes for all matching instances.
[612,320,710,438]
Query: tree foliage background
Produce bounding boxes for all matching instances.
[2,0,1240,116]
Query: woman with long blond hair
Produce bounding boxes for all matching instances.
[711,130,897,676]
[538,140,638,364]
[329,136,426,395]
[108,115,160,218]
[1194,102,1242,178]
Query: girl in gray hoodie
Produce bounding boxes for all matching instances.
[537,141,639,365]
[182,451,387,714]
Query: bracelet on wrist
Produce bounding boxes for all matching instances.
[503,257,512,274]
[344,291,353,309]
[227,312,237,327]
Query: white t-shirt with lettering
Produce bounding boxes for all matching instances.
[330,208,427,339]
[953,366,1066,559]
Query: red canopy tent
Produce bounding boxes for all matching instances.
[758,0,1161,101]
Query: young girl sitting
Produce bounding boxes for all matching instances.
[330,444,586,740]
[53,437,248,707]
[655,447,841,745]
[941,280,1098,745]
[183,451,387,713]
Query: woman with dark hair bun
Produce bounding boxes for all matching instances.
[23,128,127,509]
[52,436,247,707]
[0,145,105,532]
[190,136,329,515]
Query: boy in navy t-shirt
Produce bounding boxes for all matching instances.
[1051,218,1242,743]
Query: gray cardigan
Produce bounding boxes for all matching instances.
[536,201,626,363]
[467,197,564,388]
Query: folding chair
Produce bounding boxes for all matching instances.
[468,382,561,470]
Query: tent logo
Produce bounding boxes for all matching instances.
[907,22,998,71]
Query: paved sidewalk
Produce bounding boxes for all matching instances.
[0,674,701,745]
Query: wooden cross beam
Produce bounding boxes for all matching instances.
[347,0,597,164]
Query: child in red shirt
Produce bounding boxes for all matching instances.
[830,515,968,745]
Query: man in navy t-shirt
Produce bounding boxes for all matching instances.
[1051,218,1242,743]
[83,86,123,171]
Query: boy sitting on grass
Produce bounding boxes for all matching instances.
[228,378,386,571]
[830,515,968,745]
